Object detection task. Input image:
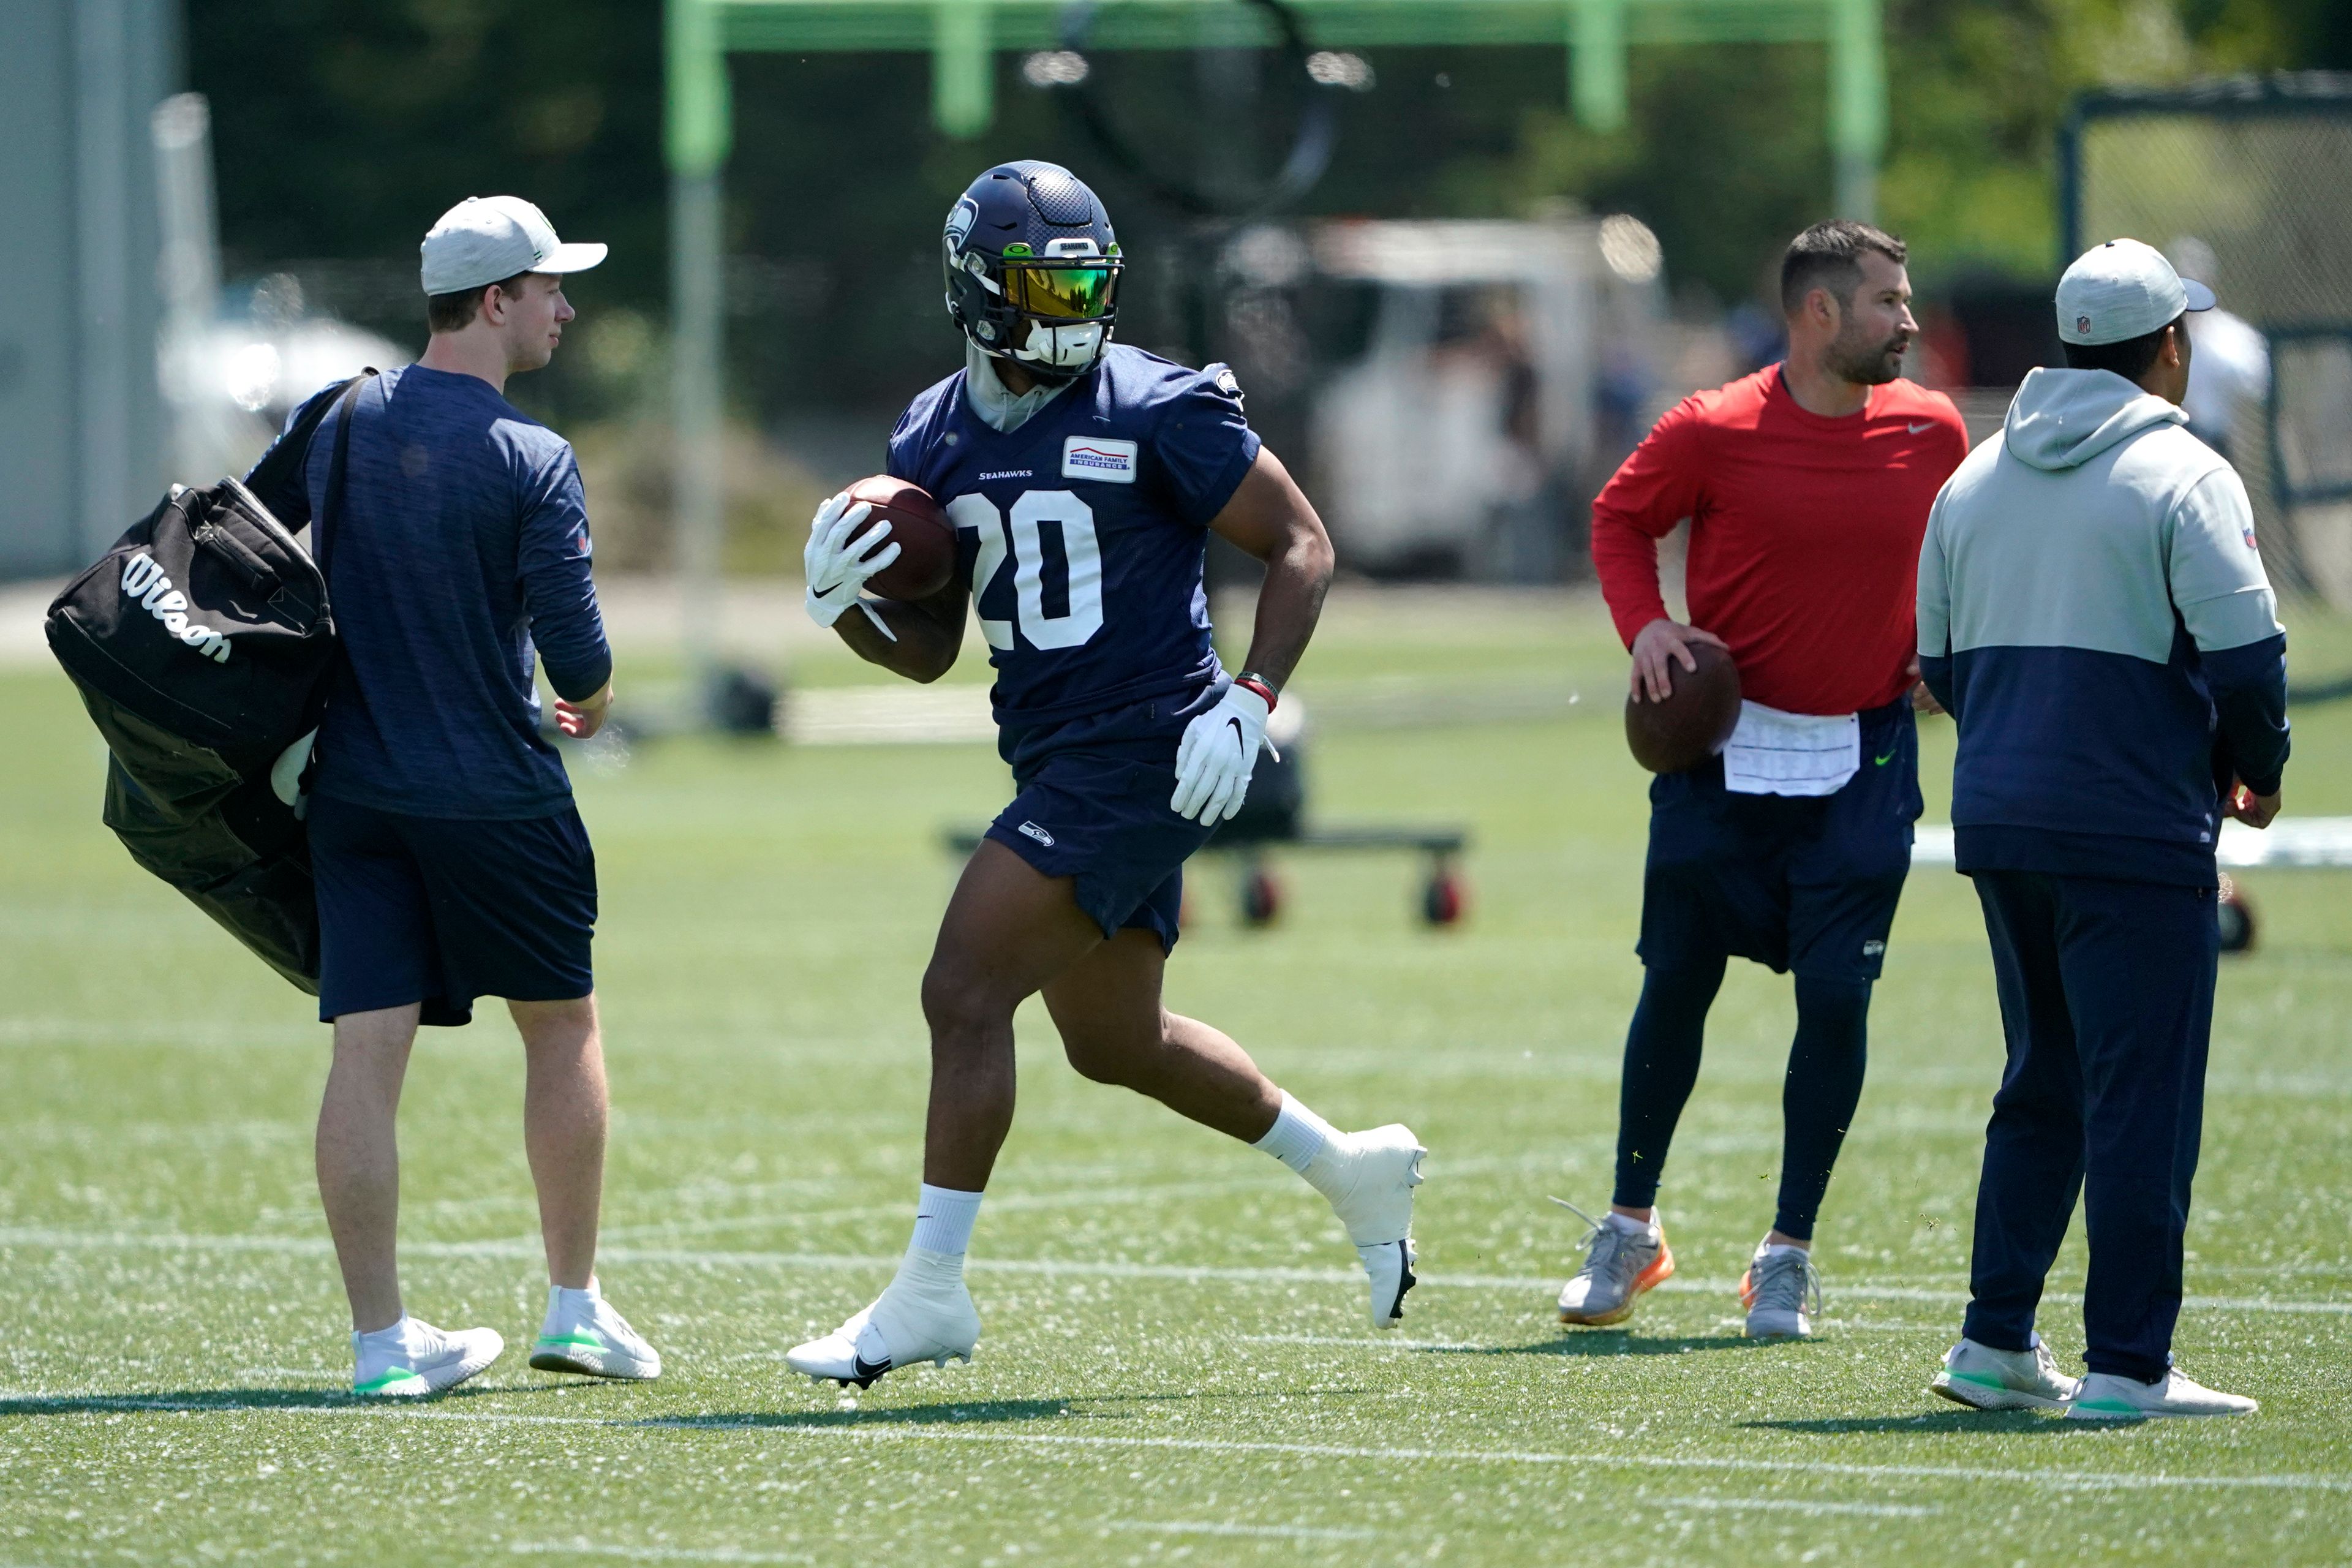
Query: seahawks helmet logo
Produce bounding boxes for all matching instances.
[945,197,979,255]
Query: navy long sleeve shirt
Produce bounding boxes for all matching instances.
[249,366,611,820]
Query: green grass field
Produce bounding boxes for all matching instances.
[5,588,2351,1566]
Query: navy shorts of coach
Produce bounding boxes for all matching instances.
[1638,698,1922,982]
[984,682,1226,956]
[310,797,598,1028]
[1961,870,2219,1384]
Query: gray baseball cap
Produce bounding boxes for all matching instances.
[2055,238,2215,347]
[420,195,607,295]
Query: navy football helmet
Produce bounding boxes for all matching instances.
[943,161,1122,383]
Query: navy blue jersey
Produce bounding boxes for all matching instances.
[888,345,1261,763]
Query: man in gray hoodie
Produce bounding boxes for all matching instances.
[1915,239,2286,1420]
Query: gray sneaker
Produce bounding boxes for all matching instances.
[2067,1368,2258,1420]
[1928,1336,2079,1411]
[1740,1242,1820,1338]
[1554,1201,1674,1327]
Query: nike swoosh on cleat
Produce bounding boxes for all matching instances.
[850,1354,893,1387]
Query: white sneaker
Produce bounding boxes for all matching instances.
[351,1316,503,1398]
[530,1283,662,1381]
[1740,1240,1820,1338]
[1928,1337,2079,1411]
[2067,1367,2259,1420]
[785,1249,981,1389]
[1556,1206,1673,1327]
[1306,1124,1427,1327]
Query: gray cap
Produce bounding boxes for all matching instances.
[420,195,607,295]
[2055,238,2215,347]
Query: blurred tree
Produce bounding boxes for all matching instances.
[189,0,2348,418]
[189,0,666,413]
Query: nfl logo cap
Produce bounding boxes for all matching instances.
[420,195,608,295]
[2056,237,2215,346]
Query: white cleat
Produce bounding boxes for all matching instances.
[351,1318,504,1398]
[530,1284,662,1381]
[2067,1367,2259,1420]
[1928,1337,2079,1412]
[785,1250,981,1390]
[1740,1240,1821,1339]
[1309,1124,1427,1327]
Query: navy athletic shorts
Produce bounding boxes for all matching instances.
[986,747,1216,954]
[309,794,597,1027]
[1638,698,1921,984]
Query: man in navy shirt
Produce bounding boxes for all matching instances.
[784,162,1427,1389]
[253,196,660,1398]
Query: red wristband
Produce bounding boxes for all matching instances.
[1232,674,1277,711]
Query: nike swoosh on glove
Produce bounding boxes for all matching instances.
[1170,682,1272,823]
[803,491,901,630]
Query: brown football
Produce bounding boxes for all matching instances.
[843,475,956,601]
[1624,641,1741,774]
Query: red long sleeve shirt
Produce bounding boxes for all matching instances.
[1591,365,1970,715]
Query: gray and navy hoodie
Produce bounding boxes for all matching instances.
[1917,367,2288,886]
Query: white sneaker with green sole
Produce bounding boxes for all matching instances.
[352,1317,503,1398]
[1928,1337,2079,1411]
[2067,1368,2258,1420]
[530,1284,663,1381]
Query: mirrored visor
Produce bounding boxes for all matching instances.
[1005,260,1120,320]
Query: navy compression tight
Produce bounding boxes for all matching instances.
[1609,957,1872,1242]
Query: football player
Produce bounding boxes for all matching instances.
[783,161,1426,1388]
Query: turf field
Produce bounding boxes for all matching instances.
[5,587,2351,1566]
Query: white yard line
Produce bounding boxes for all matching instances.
[1108,1520,1377,1540]
[6,1397,2347,1498]
[3,1226,2346,1317]
[511,1543,813,1564]
[1657,1496,1938,1518]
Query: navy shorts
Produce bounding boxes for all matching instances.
[986,748,1216,954]
[1638,699,1921,984]
[310,794,597,1027]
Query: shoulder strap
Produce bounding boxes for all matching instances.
[244,372,360,513]
[312,369,378,579]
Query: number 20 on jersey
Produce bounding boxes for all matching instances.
[949,491,1105,652]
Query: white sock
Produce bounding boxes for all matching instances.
[894,1245,967,1293]
[1758,1240,1808,1257]
[354,1314,421,1354]
[549,1279,601,1317]
[1607,1210,1656,1237]
[1253,1091,1338,1177]
[908,1183,984,1257]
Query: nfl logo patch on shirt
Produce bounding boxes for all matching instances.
[1063,437,1139,483]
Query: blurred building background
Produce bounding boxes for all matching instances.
[1,0,2347,587]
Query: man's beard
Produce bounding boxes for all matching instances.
[1824,329,1910,386]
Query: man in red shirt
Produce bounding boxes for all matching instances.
[1556,221,1970,1338]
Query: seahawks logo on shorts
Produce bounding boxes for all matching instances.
[1017,821,1056,847]
[1862,940,1886,957]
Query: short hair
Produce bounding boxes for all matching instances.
[426,270,532,333]
[1780,221,1908,315]
[2060,314,2182,381]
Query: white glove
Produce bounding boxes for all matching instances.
[802,491,900,630]
[1170,682,1273,823]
